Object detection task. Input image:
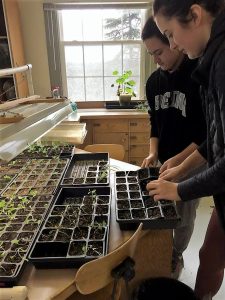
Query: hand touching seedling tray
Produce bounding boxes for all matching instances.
[115,168,181,230]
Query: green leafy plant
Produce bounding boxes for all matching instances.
[135,101,149,113]
[111,70,136,97]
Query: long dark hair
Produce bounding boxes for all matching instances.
[141,16,169,44]
[153,0,225,23]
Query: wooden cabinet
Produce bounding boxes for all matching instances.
[0,0,28,101]
[80,113,150,166]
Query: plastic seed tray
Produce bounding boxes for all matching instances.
[17,144,75,159]
[115,168,181,230]
[61,153,110,186]
[1,158,69,199]
[0,194,54,286]
[28,186,111,268]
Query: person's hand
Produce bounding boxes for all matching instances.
[159,164,187,182]
[146,179,181,201]
[141,153,158,168]
[160,156,182,173]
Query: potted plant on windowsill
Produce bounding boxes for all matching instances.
[111,70,136,106]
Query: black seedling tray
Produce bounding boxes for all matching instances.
[17,144,75,159]
[115,168,180,230]
[1,158,69,199]
[28,186,111,268]
[61,153,110,186]
[0,194,55,286]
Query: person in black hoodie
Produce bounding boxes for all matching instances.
[141,17,206,279]
[147,0,225,299]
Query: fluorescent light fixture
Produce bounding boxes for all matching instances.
[0,101,72,162]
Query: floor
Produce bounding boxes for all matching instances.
[180,197,225,299]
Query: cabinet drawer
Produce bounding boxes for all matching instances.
[94,133,129,150]
[129,119,150,132]
[130,133,150,145]
[130,145,149,157]
[93,120,128,132]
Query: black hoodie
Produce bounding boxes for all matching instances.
[178,9,225,230]
[146,56,206,163]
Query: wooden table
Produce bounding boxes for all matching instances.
[19,154,172,300]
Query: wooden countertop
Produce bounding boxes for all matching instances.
[65,109,148,123]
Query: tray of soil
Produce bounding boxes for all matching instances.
[0,159,31,196]
[0,193,54,286]
[28,186,111,268]
[1,158,69,199]
[17,143,75,159]
[61,153,110,187]
[115,170,181,230]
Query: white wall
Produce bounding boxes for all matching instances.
[18,0,51,97]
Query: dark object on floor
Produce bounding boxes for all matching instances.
[133,277,198,300]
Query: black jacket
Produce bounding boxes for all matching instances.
[146,57,206,163]
[178,10,225,229]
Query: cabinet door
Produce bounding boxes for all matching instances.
[130,132,150,145]
[130,145,149,157]
[129,119,150,132]
[3,0,28,98]
[94,132,129,150]
[93,119,128,132]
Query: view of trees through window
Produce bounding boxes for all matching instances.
[60,8,145,101]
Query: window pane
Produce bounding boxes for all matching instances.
[83,10,103,41]
[122,10,141,40]
[61,11,82,41]
[103,9,141,41]
[65,46,83,76]
[104,77,118,101]
[104,44,122,76]
[123,44,140,76]
[86,77,103,101]
[103,10,122,41]
[67,78,85,101]
[84,46,102,76]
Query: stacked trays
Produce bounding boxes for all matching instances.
[28,187,111,268]
[115,168,181,230]
[61,153,109,186]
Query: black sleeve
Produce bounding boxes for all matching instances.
[146,72,159,138]
[185,80,206,146]
[178,51,225,200]
[198,140,208,160]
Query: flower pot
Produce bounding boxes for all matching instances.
[119,94,132,106]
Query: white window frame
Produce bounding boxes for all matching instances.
[44,1,152,102]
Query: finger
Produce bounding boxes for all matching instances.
[153,194,162,201]
[141,160,146,168]
[146,181,158,190]
[159,164,166,174]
